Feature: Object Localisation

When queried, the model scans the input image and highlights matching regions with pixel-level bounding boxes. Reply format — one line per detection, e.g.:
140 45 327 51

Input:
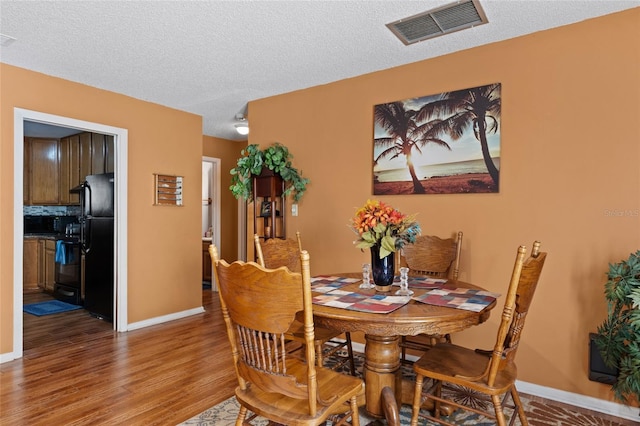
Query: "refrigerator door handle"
82 220 92 254
85 182 93 216
80 181 87 216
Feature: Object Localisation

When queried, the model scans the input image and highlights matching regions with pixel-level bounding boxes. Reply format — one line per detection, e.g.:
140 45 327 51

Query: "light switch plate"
291 204 298 216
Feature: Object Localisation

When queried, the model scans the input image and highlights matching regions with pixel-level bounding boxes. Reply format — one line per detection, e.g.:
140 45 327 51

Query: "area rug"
23 300 82 316
181 392 627 426
180 395 502 425
179 351 629 426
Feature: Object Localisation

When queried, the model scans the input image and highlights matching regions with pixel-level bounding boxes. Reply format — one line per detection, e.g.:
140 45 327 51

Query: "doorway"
202 157 221 291
12 108 128 360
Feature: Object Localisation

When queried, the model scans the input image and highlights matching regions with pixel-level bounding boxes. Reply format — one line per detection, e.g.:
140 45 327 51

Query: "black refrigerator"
79 173 114 322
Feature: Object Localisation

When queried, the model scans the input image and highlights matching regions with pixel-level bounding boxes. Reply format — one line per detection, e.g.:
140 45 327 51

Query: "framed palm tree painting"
373 83 501 195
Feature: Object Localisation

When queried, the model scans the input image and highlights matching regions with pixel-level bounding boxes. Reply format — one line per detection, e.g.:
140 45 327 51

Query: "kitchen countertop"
24 233 80 241
24 233 60 240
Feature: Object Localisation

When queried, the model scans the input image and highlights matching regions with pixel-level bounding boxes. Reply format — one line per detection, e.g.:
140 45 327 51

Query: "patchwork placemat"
391 276 447 289
413 288 500 312
312 289 410 313
311 276 360 293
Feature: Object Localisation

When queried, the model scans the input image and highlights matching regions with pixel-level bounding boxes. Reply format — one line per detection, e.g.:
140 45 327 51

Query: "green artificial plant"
230 143 310 203
595 250 640 404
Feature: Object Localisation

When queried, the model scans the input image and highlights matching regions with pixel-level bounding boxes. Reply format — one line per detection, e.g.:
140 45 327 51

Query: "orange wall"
202 135 246 261
248 9 640 402
1 64 203 353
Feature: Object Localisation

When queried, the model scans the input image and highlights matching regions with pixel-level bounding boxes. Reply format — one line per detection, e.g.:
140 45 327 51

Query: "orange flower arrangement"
351 199 420 258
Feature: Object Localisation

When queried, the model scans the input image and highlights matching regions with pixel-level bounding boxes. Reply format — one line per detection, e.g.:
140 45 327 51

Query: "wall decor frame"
154 173 183 206
373 82 501 195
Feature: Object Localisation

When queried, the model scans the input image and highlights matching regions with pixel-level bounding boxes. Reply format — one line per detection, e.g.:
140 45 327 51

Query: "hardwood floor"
1 290 236 425
4 292 635 426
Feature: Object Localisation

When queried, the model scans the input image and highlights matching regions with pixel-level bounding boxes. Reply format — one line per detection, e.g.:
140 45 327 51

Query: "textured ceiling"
1 1 638 141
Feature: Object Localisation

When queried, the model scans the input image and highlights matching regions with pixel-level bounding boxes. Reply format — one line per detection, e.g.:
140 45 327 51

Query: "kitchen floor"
23 291 112 352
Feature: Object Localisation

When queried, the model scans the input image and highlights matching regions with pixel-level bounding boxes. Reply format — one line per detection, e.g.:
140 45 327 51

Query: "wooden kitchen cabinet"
44 239 56 292
26 138 60 205
91 133 106 175
23 239 40 292
202 241 212 282
105 135 114 173
79 132 92 184
59 134 81 205
37 239 45 289
24 132 114 206
80 132 114 182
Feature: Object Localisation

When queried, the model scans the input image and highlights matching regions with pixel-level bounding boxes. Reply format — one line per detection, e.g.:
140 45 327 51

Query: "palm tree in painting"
416 83 501 188
374 102 451 194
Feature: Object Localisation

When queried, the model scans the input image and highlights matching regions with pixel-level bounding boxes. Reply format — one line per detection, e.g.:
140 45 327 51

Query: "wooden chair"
399 232 463 280
399 232 463 364
210 245 364 425
254 233 357 376
409 241 547 426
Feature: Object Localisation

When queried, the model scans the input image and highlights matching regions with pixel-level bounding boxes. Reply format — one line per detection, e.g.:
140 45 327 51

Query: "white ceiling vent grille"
387 0 488 46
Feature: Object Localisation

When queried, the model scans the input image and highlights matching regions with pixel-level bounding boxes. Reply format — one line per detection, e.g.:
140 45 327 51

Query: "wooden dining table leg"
363 334 402 418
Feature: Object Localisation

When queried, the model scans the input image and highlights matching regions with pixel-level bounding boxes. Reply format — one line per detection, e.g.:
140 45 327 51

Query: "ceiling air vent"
387 0 488 46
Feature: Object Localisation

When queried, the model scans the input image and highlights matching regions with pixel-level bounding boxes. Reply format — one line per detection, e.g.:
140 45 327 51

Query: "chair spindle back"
254 233 302 272
210 244 319 411
487 241 546 386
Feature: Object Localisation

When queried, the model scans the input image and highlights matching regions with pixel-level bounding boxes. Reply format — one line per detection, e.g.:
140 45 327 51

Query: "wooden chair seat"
412 343 518 394
236 358 363 425
410 241 547 426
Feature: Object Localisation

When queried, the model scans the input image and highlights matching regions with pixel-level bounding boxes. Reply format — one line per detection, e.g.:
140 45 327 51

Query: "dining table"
309 273 498 418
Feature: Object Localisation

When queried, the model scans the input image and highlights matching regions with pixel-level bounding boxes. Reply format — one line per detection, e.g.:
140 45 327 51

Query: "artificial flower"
350 199 420 258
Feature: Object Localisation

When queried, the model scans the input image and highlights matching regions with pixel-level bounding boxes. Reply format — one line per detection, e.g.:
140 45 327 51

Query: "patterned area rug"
179 350 630 426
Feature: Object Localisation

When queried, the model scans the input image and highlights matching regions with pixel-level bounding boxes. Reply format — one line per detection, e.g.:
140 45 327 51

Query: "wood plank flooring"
3 291 635 425
1 290 236 425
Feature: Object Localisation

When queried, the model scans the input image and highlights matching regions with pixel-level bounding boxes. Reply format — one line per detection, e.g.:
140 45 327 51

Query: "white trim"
0 351 21 363
516 380 639 421
114 126 128 332
12 111 25 358
202 156 221 291
127 307 205 331
12 108 129 360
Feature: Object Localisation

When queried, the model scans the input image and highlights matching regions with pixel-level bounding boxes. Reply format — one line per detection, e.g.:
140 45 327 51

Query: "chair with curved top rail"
409 241 547 426
210 244 364 425
398 231 463 364
254 233 357 376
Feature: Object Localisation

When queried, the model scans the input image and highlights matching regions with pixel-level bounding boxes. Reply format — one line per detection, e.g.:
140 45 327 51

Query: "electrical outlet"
291 204 298 216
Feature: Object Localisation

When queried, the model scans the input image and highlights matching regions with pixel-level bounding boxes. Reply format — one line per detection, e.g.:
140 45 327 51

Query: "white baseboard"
516 380 639 421
348 341 639 421
126 306 205 331
0 351 20 363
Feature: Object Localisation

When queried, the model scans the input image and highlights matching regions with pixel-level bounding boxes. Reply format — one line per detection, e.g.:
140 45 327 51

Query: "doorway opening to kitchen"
202 157 221 292
13 108 128 360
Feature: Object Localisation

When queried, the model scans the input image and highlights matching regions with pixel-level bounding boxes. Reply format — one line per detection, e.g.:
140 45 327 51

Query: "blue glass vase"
370 245 395 292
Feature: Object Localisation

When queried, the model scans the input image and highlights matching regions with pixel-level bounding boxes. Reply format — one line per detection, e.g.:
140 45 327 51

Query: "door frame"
202 156 221 290
12 108 129 359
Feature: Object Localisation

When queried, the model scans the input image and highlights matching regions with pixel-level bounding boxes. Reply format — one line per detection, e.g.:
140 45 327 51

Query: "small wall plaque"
154 174 183 206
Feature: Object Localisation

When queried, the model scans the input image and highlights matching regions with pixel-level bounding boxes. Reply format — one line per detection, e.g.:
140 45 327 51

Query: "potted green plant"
594 250 640 404
230 143 310 202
